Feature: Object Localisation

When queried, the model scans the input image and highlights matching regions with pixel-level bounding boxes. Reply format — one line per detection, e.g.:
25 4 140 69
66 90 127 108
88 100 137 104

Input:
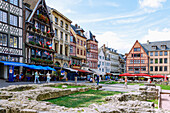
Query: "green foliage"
29 41 35 45
31 58 53 64
156 84 170 90
45 90 122 108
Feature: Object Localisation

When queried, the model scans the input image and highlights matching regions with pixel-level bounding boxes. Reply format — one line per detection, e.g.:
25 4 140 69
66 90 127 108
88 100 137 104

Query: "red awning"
73 68 91 73
134 73 150 77
119 73 134 76
150 75 168 78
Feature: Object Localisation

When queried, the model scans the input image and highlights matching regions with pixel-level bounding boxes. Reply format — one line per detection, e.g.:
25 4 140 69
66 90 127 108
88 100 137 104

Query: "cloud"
139 0 166 12
140 28 170 43
104 2 119 7
110 16 146 25
96 31 133 54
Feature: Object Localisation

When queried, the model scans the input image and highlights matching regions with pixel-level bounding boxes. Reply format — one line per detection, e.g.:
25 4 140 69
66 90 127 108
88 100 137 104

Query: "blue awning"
45 66 56 71
0 61 29 67
26 65 43 70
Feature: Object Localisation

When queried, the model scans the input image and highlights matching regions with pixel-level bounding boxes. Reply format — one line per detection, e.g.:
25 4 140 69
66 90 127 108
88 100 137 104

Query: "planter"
33 27 37 32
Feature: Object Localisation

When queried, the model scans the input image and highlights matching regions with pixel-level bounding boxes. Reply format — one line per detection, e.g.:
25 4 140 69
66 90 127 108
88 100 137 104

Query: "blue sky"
46 0 170 54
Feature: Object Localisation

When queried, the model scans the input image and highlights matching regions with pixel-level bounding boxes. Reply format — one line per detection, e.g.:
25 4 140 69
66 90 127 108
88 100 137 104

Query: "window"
159 66 163 71
84 50 86 56
128 67 133 71
102 68 104 72
155 59 158 64
130 60 133 64
10 36 18 48
60 20 63 28
150 66 153 71
141 60 145 64
41 25 45 32
103 56 104 59
141 66 146 71
81 40 83 46
37 10 39 15
134 48 140 51
164 51 168 56
10 0 18 6
84 41 86 46
70 36 73 42
150 52 153 56
155 66 158 71
99 56 101 59
65 23 68 30
65 34 68 41
77 48 79 54
134 60 140 64
164 58 167 63
164 66 167 71
80 50 82 55
150 59 153 64
155 52 158 56
60 32 63 39
0 33 7 46
10 14 18 26
134 54 140 57
131 54 133 57
70 46 73 53
55 17 58 24
102 62 104 66
141 54 143 57
31 49 35 56
77 39 79 44
159 58 163 63
55 29 58 36
0 11 7 23
160 51 163 56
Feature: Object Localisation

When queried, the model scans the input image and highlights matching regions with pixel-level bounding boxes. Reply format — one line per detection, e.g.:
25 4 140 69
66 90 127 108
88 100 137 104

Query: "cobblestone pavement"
161 90 170 111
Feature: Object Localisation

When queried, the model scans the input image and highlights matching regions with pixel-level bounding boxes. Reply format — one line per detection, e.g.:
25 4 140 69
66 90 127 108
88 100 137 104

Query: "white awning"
62 67 78 72
111 73 120 75
90 69 105 75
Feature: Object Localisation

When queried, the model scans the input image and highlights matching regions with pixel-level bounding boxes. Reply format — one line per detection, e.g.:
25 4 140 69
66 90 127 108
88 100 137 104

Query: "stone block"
20 109 37 113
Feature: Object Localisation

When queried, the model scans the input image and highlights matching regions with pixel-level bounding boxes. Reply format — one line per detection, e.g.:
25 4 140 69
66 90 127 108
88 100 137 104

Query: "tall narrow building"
23 0 54 68
0 0 23 79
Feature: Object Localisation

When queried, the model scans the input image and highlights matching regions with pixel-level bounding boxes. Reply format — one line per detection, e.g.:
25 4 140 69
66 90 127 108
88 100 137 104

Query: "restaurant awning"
0 61 28 67
62 67 78 72
150 75 168 78
45 66 56 71
119 73 134 76
89 69 105 75
134 73 150 77
73 68 91 73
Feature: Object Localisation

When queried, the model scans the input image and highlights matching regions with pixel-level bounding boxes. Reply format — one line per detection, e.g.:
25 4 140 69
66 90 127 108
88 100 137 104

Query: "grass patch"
156 84 170 90
99 81 124 84
51 84 86 89
127 83 144 86
45 89 122 108
147 99 158 108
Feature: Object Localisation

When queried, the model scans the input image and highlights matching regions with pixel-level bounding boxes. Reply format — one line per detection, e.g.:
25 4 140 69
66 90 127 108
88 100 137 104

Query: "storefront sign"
0 46 22 55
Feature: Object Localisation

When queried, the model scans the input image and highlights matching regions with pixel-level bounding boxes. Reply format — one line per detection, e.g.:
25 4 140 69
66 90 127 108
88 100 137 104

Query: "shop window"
10 14 18 26
0 33 7 46
10 36 18 48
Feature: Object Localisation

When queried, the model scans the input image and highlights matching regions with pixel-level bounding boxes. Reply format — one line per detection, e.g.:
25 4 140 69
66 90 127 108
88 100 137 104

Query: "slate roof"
71 25 86 38
141 40 170 52
87 31 98 43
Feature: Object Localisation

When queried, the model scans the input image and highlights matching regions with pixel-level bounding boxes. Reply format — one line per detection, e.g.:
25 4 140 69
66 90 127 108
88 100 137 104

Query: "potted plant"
29 41 35 45
33 27 37 32
37 29 41 33
43 31 46 35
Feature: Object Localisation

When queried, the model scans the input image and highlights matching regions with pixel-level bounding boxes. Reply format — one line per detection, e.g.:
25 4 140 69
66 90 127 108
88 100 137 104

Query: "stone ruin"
0 83 169 113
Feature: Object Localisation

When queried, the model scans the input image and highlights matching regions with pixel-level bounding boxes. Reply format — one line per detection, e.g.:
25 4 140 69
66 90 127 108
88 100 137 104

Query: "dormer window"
152 46 157 50
161 45 166 50
134 48 140 52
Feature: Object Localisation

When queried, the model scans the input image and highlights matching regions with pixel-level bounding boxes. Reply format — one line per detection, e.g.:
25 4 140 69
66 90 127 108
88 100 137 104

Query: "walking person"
46 72 51 83
34 70 40 83
97 75 99 85
124 76 128 89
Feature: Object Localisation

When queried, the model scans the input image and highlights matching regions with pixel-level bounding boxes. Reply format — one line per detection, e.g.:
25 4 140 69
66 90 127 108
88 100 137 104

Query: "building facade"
85 31 98 69
49 7 72 68
98 48 106 74
126 40 149 74
70 24 86 69
23 0 55 67
0 0 23 79
142 40 170 75
119 54 125 74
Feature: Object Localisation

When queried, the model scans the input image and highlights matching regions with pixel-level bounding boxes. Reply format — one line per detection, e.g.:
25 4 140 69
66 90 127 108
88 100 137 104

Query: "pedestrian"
147 78 151 84
124 76 128 89
19 72 23 81
90 77 93 83
97 75 99 85
34 70 40 83
46 71 51 83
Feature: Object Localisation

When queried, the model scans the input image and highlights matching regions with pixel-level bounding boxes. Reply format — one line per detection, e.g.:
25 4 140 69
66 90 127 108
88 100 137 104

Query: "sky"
46 0 170 54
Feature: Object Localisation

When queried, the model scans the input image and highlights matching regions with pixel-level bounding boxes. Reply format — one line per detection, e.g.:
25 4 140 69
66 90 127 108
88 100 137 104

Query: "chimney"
75 24 78 28
103 44 105 52
147 40 150 45
78 26 80 28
